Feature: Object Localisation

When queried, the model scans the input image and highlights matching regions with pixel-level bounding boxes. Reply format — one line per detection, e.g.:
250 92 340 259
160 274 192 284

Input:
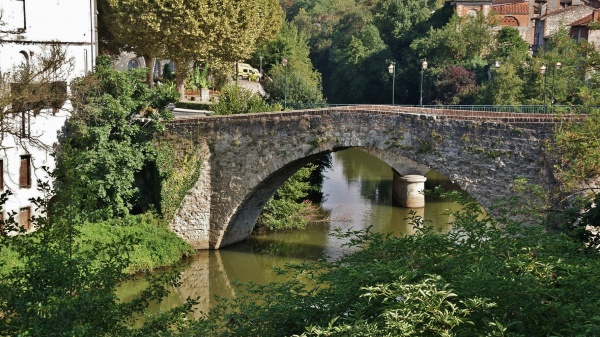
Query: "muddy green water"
120 148 465 317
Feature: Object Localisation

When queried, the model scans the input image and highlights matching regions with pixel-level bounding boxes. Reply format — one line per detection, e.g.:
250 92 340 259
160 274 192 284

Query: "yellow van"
236 63 261 81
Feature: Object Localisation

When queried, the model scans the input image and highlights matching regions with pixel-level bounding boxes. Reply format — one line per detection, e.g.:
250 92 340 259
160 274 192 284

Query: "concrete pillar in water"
392 171 427 208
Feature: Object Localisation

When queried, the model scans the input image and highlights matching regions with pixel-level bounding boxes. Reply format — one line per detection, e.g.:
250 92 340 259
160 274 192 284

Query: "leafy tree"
410 12 495 67
433 65 477 104
328 10 393 103
372 0 442 55
475 61 525 105
100 0 283 93
492 26 530 61
54 55 178 221
262 23 325 106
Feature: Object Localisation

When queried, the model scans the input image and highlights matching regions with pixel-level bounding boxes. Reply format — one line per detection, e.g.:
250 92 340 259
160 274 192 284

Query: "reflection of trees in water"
335 148 394 205
307 154 333 203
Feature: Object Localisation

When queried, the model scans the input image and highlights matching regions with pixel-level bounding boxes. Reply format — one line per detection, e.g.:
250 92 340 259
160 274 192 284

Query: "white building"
0 0 97 229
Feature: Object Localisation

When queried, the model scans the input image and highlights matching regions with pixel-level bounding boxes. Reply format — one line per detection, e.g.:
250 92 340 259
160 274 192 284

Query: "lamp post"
419 59 428 107
282 58 288 109
551 62 561 107
540 64 547 113
259 56 263 75
388 62 395 106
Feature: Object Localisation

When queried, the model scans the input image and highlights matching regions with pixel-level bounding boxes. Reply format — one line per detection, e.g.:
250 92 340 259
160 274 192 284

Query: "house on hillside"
533 0 600 50
0 0 98 229
569 9 600 44
450 0 600 49
449 0 535 43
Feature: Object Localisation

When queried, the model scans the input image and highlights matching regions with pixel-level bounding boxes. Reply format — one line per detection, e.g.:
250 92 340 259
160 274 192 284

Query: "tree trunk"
174 59 186 100
143 55 155 88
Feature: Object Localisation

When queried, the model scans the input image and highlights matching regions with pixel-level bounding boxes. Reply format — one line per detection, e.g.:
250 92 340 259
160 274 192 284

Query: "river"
119 148 465 317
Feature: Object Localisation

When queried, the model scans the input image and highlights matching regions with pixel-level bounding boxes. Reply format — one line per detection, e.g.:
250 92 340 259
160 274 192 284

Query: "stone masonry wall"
166 106 561 249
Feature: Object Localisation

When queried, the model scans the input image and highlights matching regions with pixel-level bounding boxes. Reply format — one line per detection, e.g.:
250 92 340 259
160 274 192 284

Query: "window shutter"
19 207 30 231
19 156 30 187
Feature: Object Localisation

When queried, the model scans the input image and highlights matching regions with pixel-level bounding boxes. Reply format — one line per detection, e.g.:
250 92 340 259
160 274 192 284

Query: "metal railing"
284 102 594 114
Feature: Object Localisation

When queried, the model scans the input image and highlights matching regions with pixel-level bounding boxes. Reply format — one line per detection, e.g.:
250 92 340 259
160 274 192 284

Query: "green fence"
285 102 593 114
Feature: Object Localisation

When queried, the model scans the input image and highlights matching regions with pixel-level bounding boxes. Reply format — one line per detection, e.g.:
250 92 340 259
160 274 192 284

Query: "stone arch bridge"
164 106 562 249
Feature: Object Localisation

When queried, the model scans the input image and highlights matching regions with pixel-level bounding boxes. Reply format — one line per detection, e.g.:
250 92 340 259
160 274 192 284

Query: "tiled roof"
492 0 526 4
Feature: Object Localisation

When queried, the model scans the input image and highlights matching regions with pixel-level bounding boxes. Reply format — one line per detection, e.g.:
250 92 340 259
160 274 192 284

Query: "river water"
120 148 465 317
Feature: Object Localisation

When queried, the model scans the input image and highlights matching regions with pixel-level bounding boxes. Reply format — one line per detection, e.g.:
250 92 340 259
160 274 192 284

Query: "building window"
169 61 175 72
19 207 31 231
153 59 161 79
127 59 139 70
19 155 31 188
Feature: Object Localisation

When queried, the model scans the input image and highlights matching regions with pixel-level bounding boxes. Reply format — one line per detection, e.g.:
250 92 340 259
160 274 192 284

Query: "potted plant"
186 63 210 102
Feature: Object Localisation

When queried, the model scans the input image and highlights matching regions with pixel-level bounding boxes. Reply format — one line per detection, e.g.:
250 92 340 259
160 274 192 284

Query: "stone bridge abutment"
165 106 559 249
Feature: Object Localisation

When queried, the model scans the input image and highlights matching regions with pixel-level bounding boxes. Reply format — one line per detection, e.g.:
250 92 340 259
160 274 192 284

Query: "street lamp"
419 59 428 107
388 62 395 106
259 56 263 75
282 58 288 109
551 62 562 107
540 64 547 113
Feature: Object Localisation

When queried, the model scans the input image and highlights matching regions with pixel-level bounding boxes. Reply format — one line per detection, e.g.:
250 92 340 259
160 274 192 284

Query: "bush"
78 213 195 273
256 165 318 231
189 189 600 336
211 84 281 115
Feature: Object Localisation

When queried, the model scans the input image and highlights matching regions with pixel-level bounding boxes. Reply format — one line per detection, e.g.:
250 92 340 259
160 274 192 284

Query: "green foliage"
0 189 196 336
410 12 495 67
188 189 600 336
162 63 175 83
256 165 317 231
493 26 530 61
186 63 210 91
212 84 281 115
154 138 204 221
261 22 325 106
54 55 178 221
433 65 477 104
78 213 195 273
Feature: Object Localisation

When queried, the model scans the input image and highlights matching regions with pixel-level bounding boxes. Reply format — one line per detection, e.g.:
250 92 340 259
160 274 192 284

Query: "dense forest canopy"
270 0 600 106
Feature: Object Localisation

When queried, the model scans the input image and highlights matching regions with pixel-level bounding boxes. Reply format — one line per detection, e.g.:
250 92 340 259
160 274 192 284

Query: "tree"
262 22 325 106
100 0 283 95
54 55 178 221
372 0 443 55
327 8 393 104
433 65 477 104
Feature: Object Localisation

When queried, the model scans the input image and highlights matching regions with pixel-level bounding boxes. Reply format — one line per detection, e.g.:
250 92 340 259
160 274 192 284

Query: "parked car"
236 63 261 81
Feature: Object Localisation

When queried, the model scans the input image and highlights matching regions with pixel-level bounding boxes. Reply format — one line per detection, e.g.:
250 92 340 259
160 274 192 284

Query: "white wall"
0 0 97 227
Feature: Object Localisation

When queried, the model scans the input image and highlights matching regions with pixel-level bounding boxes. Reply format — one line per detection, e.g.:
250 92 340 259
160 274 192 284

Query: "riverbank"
0 213 194 276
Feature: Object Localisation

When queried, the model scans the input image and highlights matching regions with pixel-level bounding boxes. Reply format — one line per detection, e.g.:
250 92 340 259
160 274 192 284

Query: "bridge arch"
166 106 557 249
